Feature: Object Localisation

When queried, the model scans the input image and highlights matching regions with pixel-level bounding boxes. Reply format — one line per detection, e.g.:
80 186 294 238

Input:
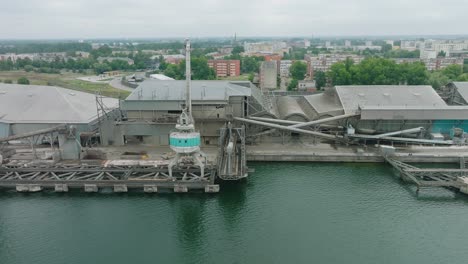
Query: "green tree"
328 62 353 85
384 49 419 58
17 77 30 85
327 57 428 86
24 65 34 72
178 56 216 80
314 71 327 89
381 43 393 53
289 61 307 80
248 73 254 82
352 58 400 85
164 64 182 79
288 78 298 91
437 51 446 57
93 63 112 74
289 48 307 60
4 79 13 84
442 64 463 80
401 62 428 85
90 45 112 59
158 55 167 71
241 56 262 73
457 73 468 82
428 71 450 89
232 46 244 55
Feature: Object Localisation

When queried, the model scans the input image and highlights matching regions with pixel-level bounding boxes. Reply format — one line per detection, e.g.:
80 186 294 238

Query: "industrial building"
259 61 278 90
3 44 468 194
0 84 118 159
0 84 118 137
100 79 259 146
239 83 468 146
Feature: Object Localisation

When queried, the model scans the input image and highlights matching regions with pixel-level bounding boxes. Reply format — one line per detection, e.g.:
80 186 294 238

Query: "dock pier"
0 163 219 193
385 156 468 194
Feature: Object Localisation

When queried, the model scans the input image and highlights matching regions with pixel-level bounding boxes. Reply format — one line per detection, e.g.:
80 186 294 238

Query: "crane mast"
185 39 192 118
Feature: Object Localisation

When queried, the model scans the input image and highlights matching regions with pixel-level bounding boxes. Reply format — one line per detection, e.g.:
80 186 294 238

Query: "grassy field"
218 74 251 81
0 71 130 98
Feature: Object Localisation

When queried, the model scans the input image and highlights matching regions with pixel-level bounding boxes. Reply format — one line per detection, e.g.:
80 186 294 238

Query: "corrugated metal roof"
452 82 468 102
276 96 309 121
0 84 118 124
126 80 252 101
149 74 175 81
335 85 446 114
303 92 343 115
361 106 468 120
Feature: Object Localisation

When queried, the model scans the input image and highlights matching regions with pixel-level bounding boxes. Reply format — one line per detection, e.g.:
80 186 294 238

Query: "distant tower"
168 39 205 178
232 32 237 46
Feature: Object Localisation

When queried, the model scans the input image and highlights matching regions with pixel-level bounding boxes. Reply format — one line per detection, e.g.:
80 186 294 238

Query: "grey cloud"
0 0 466 39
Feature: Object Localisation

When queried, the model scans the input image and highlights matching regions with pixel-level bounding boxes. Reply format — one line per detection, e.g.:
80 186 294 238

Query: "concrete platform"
54 184 69 192
84 184 98 193
143 185 158 193
247 143 468 163
16 184 43 192
174 185 188 193
113 184 128 193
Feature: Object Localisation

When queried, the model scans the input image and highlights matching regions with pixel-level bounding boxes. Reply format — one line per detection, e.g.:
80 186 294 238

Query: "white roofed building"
0 84 118 138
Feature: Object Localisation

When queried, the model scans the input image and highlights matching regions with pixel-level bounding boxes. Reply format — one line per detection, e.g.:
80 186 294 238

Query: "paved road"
109 77 135 92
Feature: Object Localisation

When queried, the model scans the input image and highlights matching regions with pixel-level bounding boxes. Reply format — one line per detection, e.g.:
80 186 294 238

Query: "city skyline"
0 0 467 39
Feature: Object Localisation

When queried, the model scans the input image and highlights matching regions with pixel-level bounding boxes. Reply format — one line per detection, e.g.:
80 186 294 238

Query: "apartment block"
207 60 241 77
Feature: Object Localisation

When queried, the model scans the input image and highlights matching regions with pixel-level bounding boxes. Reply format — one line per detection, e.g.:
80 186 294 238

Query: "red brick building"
263 54 283 61
208 60 241 77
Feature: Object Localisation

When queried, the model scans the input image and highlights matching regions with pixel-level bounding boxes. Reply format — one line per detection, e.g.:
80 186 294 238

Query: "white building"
244 42 287 55
400 40 425 51
306 54 364 74
420 50 438 60
354 46 382 51
433 42 468 53
279 60 293 77
297 80 316 91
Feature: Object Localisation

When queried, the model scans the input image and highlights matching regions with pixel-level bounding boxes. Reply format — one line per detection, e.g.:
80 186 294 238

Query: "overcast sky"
0 0 467 39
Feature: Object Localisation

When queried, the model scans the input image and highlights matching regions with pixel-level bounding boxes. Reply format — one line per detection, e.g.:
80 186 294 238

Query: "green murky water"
1 162 468 264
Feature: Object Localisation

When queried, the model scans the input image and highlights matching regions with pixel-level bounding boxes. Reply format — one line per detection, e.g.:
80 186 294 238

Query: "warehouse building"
0 84 119 159
249 85 468 142
0 84 118 138
100 79 262 146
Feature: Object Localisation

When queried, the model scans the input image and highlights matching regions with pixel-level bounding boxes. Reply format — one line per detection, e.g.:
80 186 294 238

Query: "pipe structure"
353 127 425 139
246 113 358 137
249 116 342 129
249 116 302 125
234 117 344 142
0 125 68 143
287 113 359 129
349 134 453 145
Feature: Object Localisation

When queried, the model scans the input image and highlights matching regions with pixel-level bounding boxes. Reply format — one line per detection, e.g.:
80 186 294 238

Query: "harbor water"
1 162 468 264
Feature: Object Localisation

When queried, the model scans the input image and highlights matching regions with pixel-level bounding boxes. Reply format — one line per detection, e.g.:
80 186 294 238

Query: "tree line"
314 57 468 89
0 45 155 74
160 56 216 80
0 42 92 54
